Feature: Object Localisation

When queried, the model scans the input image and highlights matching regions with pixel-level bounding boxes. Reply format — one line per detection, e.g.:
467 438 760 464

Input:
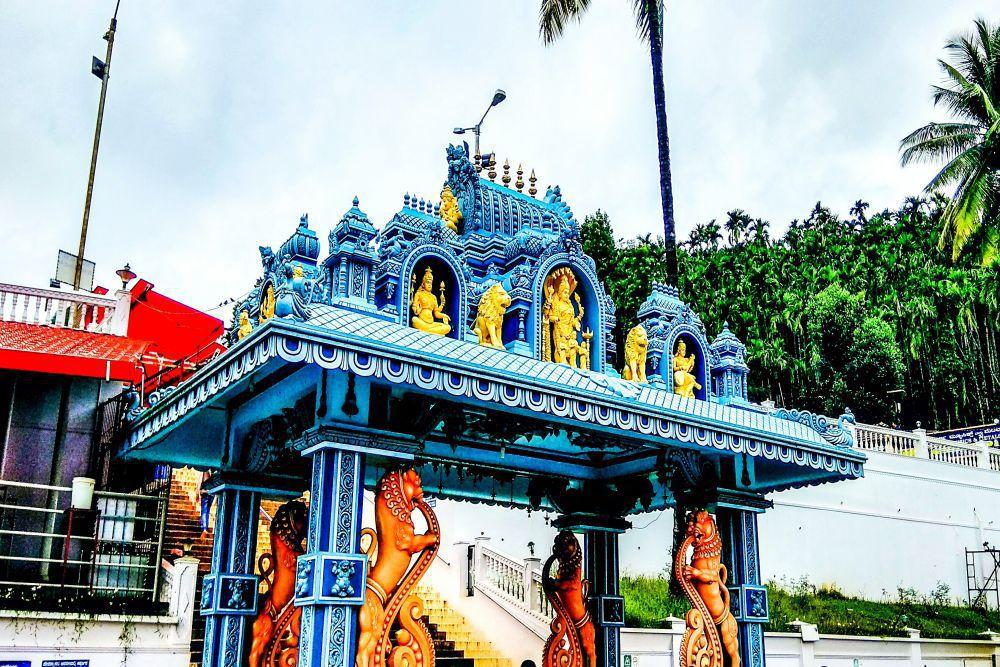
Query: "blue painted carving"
718 506 768 667
296 557 314 599
771 407 856 448
446 144 483 232
638 283 712 397
711 322 749 405
326 197 378 313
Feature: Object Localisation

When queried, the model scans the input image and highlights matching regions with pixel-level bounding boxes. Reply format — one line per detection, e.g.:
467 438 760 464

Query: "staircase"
416 586 513 667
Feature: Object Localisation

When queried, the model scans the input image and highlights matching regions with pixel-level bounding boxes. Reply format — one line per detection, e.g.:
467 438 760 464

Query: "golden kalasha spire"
474 152 483 173
529 169 538 197
502 159 511 188
515 164 524 192
487 155 497 181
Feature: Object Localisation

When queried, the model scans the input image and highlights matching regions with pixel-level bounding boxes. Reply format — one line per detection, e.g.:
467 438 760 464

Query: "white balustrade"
0 282 129 335
473 540 549 622
854 422 999 472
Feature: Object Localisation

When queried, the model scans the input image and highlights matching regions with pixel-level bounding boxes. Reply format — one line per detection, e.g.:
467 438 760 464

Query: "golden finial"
488 155 497 181
529 169 538 197
502 159 511 188
474 152 483 173
515 164 524 192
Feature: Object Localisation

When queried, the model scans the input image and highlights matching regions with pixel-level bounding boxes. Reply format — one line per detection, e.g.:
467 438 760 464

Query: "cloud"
0 0 985 306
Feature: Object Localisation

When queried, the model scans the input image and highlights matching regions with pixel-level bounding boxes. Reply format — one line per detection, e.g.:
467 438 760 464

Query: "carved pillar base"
296 445 366 667
201 481 262 667
717 494 771 667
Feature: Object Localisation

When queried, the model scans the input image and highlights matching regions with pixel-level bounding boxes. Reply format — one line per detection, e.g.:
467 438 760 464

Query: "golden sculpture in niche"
542 267 592 370
409 266 451 335
673 339 701 398
259 283 276 323
439 185 462 233
237 310 253 340
473 283 510 349
621 325 648 383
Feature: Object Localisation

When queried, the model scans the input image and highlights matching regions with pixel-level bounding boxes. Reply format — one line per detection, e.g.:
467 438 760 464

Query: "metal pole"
73 2 121 293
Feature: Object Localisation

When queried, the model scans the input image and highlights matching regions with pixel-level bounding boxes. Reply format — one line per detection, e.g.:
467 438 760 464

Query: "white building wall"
434 449 1000 600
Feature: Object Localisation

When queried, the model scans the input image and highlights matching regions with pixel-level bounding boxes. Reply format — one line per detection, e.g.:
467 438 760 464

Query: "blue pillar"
295 445 367 667
717 502 769 667
201 482 262 667
583 528 626 667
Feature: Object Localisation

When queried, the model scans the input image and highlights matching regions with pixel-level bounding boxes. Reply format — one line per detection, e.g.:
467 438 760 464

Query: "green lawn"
621 576 1000 639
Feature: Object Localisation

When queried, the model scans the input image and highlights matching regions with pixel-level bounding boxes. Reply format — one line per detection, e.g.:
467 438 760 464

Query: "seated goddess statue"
410 267 451 335
673 339 702 399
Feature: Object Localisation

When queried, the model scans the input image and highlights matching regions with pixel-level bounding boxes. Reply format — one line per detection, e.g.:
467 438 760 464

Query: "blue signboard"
0 661 31 667
936 423 1000 444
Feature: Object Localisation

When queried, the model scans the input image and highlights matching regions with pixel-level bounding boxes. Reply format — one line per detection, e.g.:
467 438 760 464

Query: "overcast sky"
0 1 986 312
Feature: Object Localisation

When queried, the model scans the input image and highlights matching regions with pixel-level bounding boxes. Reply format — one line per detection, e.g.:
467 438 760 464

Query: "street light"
116 262 136 289
453 89 507 158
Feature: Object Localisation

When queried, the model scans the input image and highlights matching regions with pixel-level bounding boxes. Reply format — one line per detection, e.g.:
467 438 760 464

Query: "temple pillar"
716 494 771 667
294 444 367 667
200 479 263 667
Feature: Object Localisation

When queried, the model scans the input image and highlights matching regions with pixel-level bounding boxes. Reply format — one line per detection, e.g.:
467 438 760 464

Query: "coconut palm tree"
900 18 1000 266
539 0 679 285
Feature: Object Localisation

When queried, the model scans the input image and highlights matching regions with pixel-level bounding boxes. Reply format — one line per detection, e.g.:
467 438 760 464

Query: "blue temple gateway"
121 146 864 667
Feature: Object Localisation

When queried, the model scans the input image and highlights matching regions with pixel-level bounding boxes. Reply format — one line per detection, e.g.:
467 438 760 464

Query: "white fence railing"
0 282 129 335
0 478 168 603
854 423 999 472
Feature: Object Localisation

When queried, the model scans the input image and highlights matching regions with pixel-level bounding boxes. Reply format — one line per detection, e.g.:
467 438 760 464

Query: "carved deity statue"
473 283 511 349
237 310 254 340
410 266 451 335
356 469 440 667
621 325 648 382
673 339 702 399
542 530 597 667
249 499 308 667
259 283 276 323
675 510 740 667
439 185 462 233
542 267 592 369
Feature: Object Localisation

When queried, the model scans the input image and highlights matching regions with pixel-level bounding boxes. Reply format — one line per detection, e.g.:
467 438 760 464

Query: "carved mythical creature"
675 510 740 667
249 499 308 667
673 339 701 399
473 284 510 349
622 325 648 382
237 310 254 340
439 185 462 233
542 267 592 369
356 469 440 667
260 283 276 323
410 266 451 335
542 530 597 667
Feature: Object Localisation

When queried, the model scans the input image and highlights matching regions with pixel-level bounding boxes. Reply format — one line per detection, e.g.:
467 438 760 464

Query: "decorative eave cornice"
124 317 865 485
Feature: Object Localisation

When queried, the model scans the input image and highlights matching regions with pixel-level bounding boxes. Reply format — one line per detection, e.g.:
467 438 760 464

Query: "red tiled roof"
0 321 151 380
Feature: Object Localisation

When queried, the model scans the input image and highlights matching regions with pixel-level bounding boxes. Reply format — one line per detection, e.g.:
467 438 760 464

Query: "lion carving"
473 283 511 349
356 469 440 667
621 325 648 382
675 510 740 667
542 530 597 667
249 499 308 667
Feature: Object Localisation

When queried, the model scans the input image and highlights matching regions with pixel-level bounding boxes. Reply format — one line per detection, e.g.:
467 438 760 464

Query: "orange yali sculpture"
356 468 440 667
675 510 741 667
541 530 597 667
249 499 309 667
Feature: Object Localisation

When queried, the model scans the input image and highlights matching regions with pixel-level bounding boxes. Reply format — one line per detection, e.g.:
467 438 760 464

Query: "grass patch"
621 576 1000 640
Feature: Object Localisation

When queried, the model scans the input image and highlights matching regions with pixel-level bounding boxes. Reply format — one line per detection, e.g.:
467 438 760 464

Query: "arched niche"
531 257 605 372
399 250 468 341
661 328 711 401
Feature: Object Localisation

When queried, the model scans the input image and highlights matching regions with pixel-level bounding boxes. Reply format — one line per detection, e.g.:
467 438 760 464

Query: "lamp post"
453 89 506 158
116 262 136 289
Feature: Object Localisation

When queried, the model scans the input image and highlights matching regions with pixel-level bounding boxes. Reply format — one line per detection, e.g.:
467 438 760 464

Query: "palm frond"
899 124 981 166
630 0 656 43
924 145 982 193
539 0 592 44
938 161 992 259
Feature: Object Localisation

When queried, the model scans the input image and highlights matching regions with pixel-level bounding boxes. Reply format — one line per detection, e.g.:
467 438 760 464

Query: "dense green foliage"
621 575 1000 639
900 18 1000 266
582 197 1000 427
